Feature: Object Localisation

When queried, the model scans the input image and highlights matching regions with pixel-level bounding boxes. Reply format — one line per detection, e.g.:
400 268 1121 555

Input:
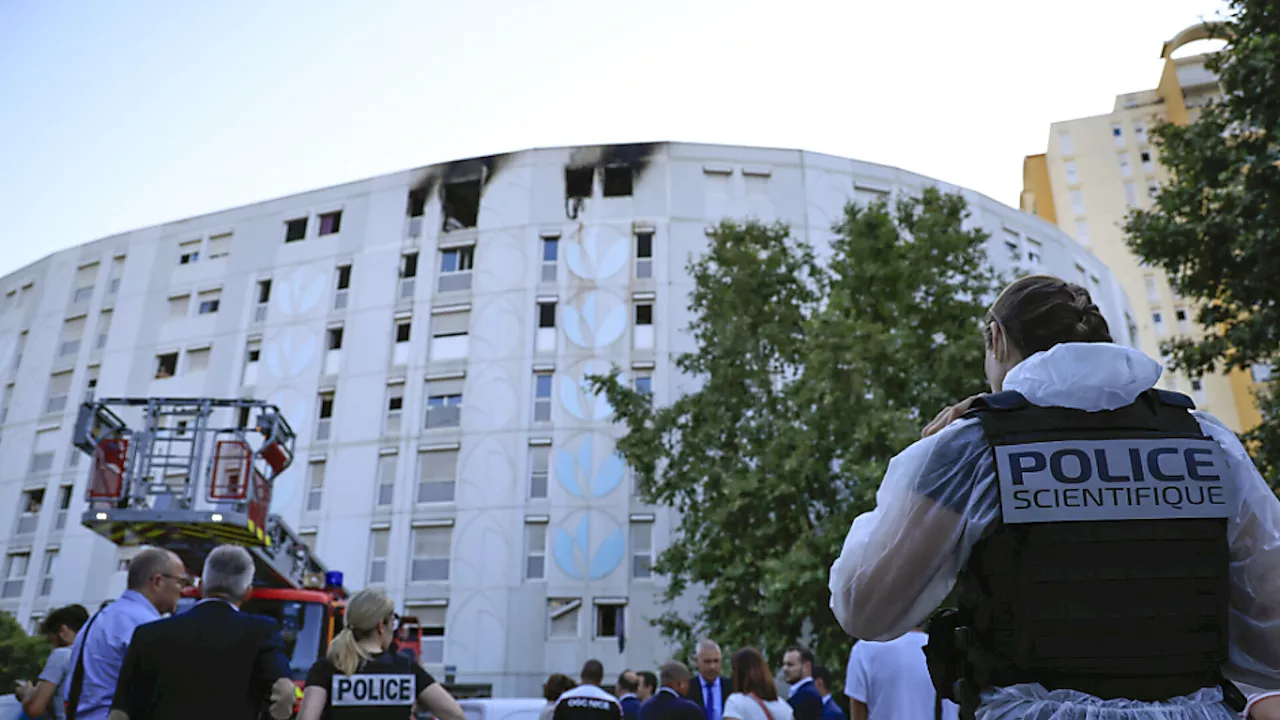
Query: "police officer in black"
299 589 464 720
554 660 623 720
829 276 1280 719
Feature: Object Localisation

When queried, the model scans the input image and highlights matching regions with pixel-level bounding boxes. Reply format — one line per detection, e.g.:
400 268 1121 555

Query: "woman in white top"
722 647 794 720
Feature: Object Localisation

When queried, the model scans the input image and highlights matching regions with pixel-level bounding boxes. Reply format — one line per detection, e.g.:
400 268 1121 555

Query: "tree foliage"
0 611 50 692
1122 0 1280 480
590 188 1000 669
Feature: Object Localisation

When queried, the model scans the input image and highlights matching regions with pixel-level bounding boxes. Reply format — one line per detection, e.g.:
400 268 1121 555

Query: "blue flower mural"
553 515 626 580
560 360 614 421
555 433 625 499
565 226 628 281
563 294 626 350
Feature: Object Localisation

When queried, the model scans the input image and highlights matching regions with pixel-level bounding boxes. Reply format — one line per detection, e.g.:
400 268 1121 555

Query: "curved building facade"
0 142 1136 695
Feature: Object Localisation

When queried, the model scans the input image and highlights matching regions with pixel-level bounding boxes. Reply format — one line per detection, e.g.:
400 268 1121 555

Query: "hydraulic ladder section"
72 397 326 589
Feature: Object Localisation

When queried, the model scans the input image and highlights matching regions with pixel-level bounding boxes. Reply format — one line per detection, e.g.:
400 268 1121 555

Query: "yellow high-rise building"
1020 23 1265 434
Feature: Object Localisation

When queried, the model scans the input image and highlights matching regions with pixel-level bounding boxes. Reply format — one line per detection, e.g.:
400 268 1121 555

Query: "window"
1026 239 1043 265
1118 153 1132 177
1124 182 1138 206
526 520 547 580
410 526 451 581
424 378 463 429
316 392 335 441
3 552 29 598
1134 121 1148 144
197 289 221 315
1176 308 1190 332
285 217 308 242
40 550 56 596
1191 378 1206 403
635 231 653 279
1074 220 1090 246
1058 131 1073 155
1069 189 1084 216
393 318 412 366
59 317 85 357
55 486 71 530
385 383 405 434
168 294 190 321
631 520 653 578
254 279 271 322
541 237 558 283
1144 275 1160 302
603 165 633 197
437 246 475 293
155 352 178 379
533 373 553 422
299 529 318 550
96 310 112 351
318 211 342 236
178 239 200 265
399 253 418 300
332 264 351 310
1141 151 1155 173
242 340 262 386
375 453 397 507
633 371 653 396
108 256 125 294
0 384 13 425
417 605 446 664
207 232 231 260
535 301 557 353
565 167 593 199
548 598 581 638
1147 182 1160 199
30 451 54 474
327 326 344 351
1064 161 1079 185
442 180 481 231
429 311 470 361
72 263 97 303
186 347 211 373
1111 124 1124 146
408 188 427 218
368 530 389 584
1153 312 1166 336
595 602 624 638
529 445 549 499
306 461 325 511
17 488 43 534
633 302 654 350
417 449 457 504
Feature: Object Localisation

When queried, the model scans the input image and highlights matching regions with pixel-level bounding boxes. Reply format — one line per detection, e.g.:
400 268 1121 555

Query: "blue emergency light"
326 570 343 588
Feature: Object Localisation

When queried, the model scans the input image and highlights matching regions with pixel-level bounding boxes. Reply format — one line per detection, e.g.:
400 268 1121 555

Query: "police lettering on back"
994 438 1236 524
332 674 416 706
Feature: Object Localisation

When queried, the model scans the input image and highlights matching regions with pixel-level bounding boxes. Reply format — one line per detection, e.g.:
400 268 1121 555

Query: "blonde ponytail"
327 589 396 676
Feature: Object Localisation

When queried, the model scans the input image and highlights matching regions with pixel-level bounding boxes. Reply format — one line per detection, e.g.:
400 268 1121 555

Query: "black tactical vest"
926 388 1236 715
325 652 422 720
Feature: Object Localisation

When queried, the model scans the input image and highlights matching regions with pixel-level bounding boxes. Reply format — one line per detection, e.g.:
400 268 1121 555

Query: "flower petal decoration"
556 447 584 498
563 304 588 348
553 527 582 580
595 238 629 279
591 451 625 498
588 529 626 580
591 303 627 349
559 375 586 420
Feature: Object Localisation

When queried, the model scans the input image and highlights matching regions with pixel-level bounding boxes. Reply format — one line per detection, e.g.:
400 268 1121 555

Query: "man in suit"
812 666 846 720
684 639 730 720
108 545 296 720
782 646 824 720
637 671 657 704
616 671 641 720
640 662 703 720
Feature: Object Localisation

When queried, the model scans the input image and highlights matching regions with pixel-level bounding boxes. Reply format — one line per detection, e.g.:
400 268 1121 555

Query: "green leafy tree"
0 611 50 693
1122 0 1280 480
591 188 1000 669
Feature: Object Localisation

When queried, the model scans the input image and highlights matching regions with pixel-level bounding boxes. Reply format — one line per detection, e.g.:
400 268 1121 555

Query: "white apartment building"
0 142 1136 695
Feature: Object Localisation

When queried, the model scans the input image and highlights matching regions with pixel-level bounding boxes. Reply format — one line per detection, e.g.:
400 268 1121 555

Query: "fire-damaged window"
442 180 480 231
565 167 593 199
603 165 633 197
407 189 427 218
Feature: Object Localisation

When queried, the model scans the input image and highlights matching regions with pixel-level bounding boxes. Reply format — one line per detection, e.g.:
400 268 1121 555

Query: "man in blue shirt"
812 666 845 720
783 646 824 720
64 547 187 720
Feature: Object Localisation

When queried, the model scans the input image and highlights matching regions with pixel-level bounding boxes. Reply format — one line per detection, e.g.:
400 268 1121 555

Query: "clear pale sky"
0 0 1228 279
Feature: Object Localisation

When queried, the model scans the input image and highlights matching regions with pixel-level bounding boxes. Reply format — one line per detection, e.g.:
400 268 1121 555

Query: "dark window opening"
538 302 556 328
155 353 178 379
442 180 481 231
396 322 412 343
247 349 261 362
336 265 352 290
635 304 653 325
596 605 620 638
1176 309 1187 321
285 218 308 243
327 327 344 351
238 406 251 427
257 279 272 304
401 253 419 279
318 211 342 236
542 238 559 262
319 396 334 419
636 232 653 259
58 486 72 509
388 395 403 412
603 165 634 197
565 167 593 199
408 189 427 218
1140 151 1152 163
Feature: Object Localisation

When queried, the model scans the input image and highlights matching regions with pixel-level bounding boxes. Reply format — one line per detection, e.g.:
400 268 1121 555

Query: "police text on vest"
994 438 1233 524
332 674 416 706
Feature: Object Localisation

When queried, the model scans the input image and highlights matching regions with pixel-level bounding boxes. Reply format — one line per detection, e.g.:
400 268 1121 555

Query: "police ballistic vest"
948 389 1232 704
326 652 421 720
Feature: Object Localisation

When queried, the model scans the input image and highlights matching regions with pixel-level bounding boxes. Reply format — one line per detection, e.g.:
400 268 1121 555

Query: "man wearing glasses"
64 547 187 720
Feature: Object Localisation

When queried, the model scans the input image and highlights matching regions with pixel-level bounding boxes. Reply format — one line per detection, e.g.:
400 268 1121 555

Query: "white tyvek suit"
828 343 1280 719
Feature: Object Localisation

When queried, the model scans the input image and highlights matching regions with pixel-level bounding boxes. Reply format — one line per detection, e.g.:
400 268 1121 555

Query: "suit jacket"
640 689 703 720
684 676 731 718
111 600 290 720
620 695 641 720
821 696 846 720
788 681 824 720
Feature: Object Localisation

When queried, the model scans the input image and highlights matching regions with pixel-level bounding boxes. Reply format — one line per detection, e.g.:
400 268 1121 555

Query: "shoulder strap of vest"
964 388 1204 444
1154 389 1197 410
963 391 1029 415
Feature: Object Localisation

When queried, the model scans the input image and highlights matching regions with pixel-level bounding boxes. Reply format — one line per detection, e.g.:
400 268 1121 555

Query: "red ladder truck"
70 396 361 685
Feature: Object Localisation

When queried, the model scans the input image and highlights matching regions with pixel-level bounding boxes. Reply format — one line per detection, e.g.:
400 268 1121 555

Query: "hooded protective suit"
828 343 1280 719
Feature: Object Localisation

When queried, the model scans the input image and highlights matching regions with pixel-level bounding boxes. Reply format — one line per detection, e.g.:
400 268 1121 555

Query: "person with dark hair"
829 275 1280 719
810 667 844 720
640 662 702 720
723 648 793 720
781 646 822 720
541 674 579 720
616 670 641 720
637 671 657 703
17 604 90 719
554 659 621 720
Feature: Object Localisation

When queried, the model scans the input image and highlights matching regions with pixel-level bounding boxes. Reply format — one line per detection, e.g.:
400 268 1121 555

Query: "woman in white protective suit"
828 275 1280 720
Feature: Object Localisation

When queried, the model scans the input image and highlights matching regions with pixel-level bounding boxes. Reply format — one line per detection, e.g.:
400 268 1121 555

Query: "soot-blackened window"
603 165 633 197
565 167 593 199
442 180 480 231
